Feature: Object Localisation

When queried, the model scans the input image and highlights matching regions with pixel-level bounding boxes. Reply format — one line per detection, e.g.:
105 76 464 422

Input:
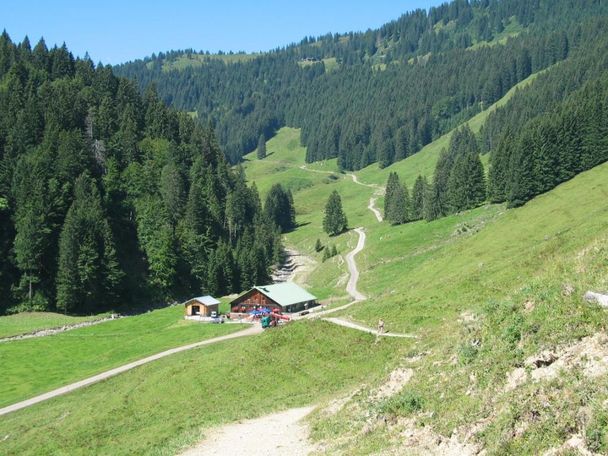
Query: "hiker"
378 319 385 334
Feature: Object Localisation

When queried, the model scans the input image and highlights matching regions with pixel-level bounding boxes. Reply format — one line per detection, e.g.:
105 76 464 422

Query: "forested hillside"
0 34 282 315
115 0 608 171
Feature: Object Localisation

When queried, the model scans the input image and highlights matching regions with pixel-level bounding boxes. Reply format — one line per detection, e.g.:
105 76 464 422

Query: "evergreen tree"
257 134 266 159
383 172 400 219
322 246 330 262
411 175 428 221
323 190 348 236
315 238 323 252
264 184 296 233
447 149 486 213
56 174 122 313
386 181 407 225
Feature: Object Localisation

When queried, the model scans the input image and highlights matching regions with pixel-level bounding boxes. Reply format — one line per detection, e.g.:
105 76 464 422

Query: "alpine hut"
184 296 220 317
230 282 317 314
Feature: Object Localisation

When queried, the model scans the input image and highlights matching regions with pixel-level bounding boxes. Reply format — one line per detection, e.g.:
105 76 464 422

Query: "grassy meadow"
307 163 608 454
0 306 243 407
0 321 406 455
0 312 110 339
239 67 608 453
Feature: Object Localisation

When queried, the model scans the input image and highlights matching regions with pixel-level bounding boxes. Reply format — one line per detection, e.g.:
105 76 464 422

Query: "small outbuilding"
231 282 318 314
184 296 220 317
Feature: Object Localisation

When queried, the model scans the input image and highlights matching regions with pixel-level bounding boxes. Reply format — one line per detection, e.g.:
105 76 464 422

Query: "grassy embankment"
308 162 608 454
0 306 243 408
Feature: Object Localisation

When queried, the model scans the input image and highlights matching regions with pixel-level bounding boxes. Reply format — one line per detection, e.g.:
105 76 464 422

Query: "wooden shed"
184 296 220 317
230 282 317 314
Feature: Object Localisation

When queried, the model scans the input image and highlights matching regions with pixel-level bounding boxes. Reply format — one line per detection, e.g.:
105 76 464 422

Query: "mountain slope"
115 0 608 168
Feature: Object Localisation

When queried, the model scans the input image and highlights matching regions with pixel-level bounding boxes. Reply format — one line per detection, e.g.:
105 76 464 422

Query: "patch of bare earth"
504 332 608 392
181 407 315 456
379 418 482 456
373 368 414 401
543 434 602 456
272 248 316 285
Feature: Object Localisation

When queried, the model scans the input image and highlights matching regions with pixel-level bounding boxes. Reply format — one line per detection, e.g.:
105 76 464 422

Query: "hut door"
192 305 200 315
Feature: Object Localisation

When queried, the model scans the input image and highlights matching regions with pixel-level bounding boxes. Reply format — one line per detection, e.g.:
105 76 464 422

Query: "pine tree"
315 239 323 252
411 175 428 221
330 244 338 257
383 172 400 219
56 174 122 313
257 134 267 159
323 190 348 236
264 184 296 233
387 183 407 225
322 246 330 262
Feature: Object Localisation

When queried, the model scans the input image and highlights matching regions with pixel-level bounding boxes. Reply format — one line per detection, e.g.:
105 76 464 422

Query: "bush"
378 391 424 416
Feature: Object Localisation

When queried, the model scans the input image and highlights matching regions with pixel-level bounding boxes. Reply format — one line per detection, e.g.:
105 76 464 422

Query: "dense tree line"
0 34 282 315
488 74 608 207
115 0 608 170
384 126 485 226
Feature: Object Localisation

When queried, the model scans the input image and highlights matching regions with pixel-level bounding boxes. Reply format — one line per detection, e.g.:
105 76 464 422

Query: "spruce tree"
323 190 348 236
264 184 296 233
447 149 486 213
315 239 323 252
384 172 399 219
56 174 122 313
322 247 330 262
257 134 266 159
387 183 407 225
411 175 428 220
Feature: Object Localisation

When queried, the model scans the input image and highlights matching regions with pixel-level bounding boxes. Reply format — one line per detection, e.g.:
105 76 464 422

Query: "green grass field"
307 163 608 454
0 306 243 407
0 321 406 455
153 52 260 72
0 312 110 339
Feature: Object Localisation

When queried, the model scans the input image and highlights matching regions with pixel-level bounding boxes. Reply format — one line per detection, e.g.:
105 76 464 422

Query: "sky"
3 0 444 65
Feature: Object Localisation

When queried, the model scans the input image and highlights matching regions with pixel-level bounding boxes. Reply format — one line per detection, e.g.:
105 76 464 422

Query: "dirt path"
181 406 315 456
0 324 262 417
346 174 384 223
345 228 367 301
323 317 416 338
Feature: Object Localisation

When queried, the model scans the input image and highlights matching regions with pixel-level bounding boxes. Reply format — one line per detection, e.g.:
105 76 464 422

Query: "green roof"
253 283 317 307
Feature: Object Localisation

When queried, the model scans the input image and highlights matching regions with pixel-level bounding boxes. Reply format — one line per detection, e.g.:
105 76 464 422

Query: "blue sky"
3 0 444 64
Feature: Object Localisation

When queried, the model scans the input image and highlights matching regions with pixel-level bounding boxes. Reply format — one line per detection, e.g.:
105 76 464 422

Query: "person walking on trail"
378 319 385 335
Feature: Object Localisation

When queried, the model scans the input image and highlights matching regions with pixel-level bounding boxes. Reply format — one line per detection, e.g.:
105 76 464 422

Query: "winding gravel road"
345 227 367 301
